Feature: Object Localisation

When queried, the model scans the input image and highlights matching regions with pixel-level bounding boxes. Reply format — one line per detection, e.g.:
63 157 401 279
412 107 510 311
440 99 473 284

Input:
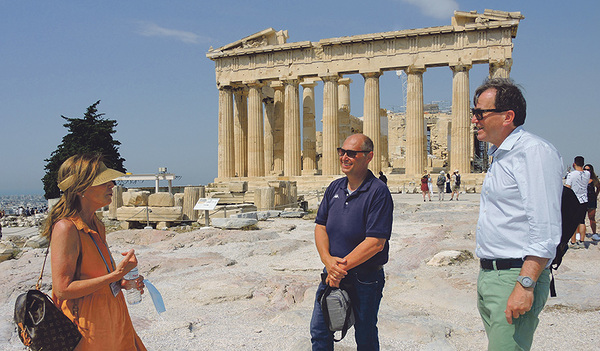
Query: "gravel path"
1 193 598 350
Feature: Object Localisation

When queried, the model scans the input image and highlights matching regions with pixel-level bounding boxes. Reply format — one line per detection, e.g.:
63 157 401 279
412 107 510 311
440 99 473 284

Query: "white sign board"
193 198 220 211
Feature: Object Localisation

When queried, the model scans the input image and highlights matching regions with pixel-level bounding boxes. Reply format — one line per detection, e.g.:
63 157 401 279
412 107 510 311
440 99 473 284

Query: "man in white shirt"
472 78 563 351
565 156 590 246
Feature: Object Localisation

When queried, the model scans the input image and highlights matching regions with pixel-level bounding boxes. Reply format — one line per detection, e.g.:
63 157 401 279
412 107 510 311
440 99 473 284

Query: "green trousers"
477 267 550 351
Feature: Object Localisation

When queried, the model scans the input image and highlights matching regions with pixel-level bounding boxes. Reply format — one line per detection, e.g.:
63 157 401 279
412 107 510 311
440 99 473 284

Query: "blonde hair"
41 153 104 238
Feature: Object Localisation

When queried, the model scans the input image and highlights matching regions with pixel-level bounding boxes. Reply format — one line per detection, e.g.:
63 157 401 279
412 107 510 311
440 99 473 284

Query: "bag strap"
319 285 333 333
37 229 83 322
86 232 115 273
35 246 50 290
549 268 557 297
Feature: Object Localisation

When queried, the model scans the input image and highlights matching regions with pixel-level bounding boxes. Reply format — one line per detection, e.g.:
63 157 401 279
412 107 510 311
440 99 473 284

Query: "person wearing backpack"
436 171 446 201
450 170 461 200
472 78 562 351
310 133 393 350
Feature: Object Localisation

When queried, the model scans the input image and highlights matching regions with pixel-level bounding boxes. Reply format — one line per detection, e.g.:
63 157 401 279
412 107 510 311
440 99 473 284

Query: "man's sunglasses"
337 147 371 158
471 108 508 120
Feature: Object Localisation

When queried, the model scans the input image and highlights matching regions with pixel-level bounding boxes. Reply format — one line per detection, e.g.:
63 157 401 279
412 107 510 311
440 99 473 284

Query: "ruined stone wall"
313 111 460 173
388 111 453 171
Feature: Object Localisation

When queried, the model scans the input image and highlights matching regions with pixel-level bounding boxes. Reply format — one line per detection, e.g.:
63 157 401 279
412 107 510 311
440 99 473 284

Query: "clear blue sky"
1 1 598 195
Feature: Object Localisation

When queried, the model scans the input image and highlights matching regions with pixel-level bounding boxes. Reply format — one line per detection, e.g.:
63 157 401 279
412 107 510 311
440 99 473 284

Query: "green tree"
42 100 126 199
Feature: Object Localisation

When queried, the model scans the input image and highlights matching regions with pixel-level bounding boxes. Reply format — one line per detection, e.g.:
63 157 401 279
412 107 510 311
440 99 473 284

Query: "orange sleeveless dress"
53 216 146 351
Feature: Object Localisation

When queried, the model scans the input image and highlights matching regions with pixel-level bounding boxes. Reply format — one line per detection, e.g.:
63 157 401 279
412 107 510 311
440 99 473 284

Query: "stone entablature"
207 10 523 86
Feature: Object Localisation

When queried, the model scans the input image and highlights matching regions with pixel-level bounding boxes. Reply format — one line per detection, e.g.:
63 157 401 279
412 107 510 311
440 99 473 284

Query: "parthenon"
207 9 524 191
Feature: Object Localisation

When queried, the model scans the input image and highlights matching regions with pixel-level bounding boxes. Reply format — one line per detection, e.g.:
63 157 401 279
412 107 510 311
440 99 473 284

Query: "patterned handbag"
14 246 82 351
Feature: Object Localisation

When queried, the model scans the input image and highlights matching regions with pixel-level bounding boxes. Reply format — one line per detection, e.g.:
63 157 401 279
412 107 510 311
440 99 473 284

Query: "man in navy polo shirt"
310 133 393 351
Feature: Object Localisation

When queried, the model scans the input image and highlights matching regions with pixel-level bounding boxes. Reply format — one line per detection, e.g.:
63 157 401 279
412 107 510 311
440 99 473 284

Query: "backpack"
550 186 580 297
437 175 445 186
455 174 461 186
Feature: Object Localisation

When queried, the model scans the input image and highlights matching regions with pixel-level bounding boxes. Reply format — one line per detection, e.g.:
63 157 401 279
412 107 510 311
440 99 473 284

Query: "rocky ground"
0 193 599 350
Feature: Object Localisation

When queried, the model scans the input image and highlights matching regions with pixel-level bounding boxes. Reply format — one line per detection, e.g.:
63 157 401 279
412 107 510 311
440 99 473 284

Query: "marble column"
338 78 352 146
489 58 512 79
362 72 382 174
404 66 427 176
271 81 285 175
233 87 248 177
263 96 275 175
218 86 235 178
450 64 472 174
301 81 318 175
247 81 265 177
283 78 301 176
182 186 205 221
321 75 340 175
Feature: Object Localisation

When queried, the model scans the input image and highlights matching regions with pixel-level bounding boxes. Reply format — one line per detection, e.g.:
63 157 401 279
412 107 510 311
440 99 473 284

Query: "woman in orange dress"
42 153 146 351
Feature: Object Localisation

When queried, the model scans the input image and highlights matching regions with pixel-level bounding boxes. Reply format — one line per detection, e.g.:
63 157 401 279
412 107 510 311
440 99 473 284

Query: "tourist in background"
378 171 388 185
472 78 562 350
436 171 446 201
421 172 431 202
427 172 433 198
565 156 590 246
584 164 600 241
42 153 146 350
450 170 461 201
0 209 4 239
446 172 452 194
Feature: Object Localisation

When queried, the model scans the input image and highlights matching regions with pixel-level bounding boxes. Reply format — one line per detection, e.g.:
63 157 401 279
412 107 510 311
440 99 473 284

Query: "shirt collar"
488 126 524 156
69 215 100 235
339 170 376 193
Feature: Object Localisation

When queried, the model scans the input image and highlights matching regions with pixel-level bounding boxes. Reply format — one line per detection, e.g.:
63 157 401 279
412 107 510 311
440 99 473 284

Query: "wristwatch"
517 276 536 289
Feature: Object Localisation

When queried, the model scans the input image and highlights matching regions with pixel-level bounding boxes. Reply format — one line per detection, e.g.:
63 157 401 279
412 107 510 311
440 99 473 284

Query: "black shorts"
588 196 597 209
578 202 588 224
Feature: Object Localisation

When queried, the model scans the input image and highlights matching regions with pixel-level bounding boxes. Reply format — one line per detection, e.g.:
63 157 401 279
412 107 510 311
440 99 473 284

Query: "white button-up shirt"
476 127 563 267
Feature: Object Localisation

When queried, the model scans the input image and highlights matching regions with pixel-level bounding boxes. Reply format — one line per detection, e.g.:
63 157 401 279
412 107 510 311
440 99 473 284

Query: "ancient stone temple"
207 9 523 191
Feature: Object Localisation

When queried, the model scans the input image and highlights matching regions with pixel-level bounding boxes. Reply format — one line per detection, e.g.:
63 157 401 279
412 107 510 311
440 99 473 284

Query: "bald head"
345 133 373 153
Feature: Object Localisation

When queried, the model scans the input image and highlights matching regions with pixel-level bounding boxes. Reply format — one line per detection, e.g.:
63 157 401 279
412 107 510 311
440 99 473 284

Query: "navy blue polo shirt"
315 170 393 268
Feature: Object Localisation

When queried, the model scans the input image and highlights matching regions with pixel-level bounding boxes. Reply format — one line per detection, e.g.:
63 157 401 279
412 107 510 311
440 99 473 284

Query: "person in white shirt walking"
472 78 563 351
565 156 590 246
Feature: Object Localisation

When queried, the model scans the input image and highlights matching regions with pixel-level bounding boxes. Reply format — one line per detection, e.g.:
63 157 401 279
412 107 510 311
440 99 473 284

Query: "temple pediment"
211 28 289 53
453 9 524 36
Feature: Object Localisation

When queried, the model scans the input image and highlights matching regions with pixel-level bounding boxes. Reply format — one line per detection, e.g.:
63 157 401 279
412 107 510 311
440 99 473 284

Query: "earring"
82 194 85 198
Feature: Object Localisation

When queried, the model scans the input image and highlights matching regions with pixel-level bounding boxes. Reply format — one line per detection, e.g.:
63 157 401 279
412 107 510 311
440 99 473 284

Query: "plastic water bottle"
123 267 142 305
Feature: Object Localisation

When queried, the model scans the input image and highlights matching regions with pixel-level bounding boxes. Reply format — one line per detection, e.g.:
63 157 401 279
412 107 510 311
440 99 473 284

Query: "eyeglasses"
337 147 371 158
584 168 591 171
471 108 508 120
